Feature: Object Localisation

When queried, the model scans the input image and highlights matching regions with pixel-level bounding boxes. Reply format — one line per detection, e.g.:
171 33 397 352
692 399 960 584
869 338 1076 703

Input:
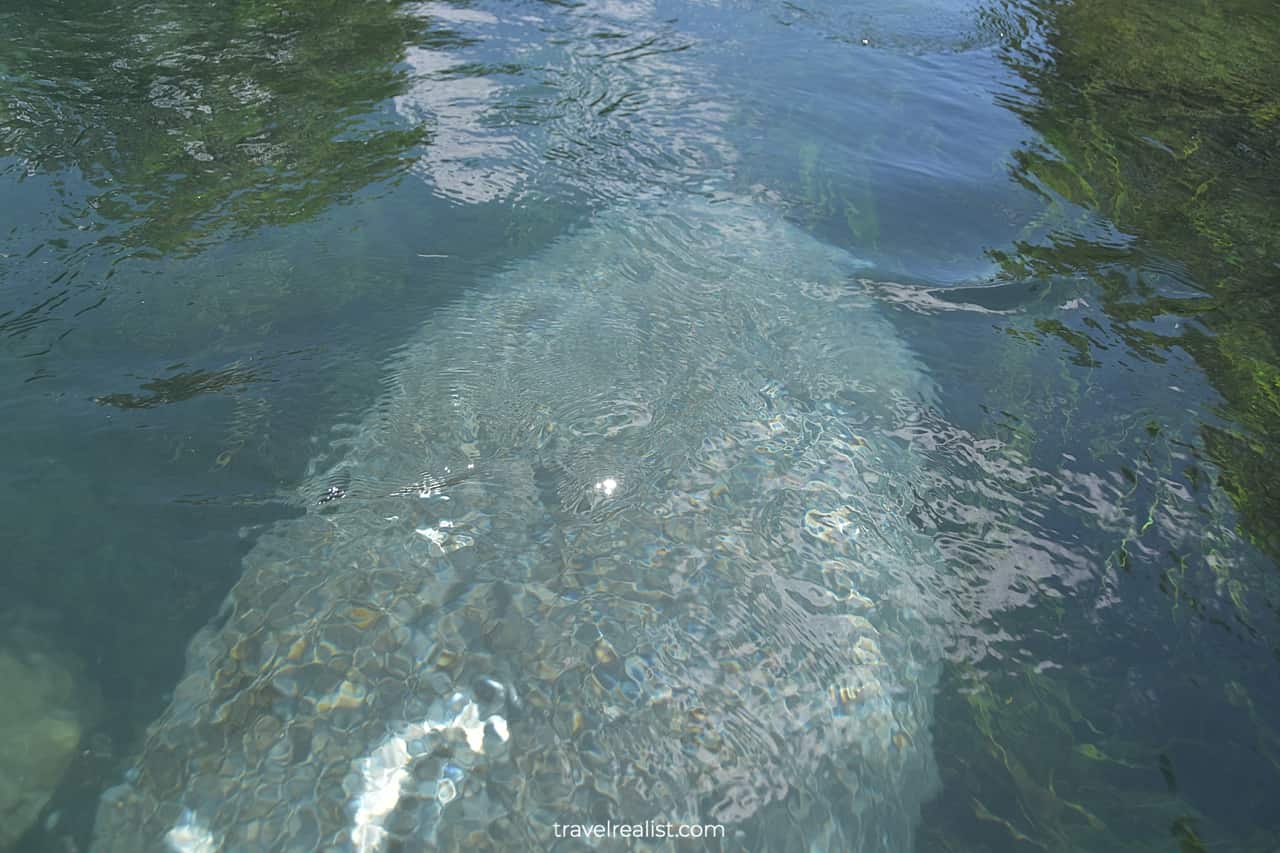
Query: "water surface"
1 0 1277 850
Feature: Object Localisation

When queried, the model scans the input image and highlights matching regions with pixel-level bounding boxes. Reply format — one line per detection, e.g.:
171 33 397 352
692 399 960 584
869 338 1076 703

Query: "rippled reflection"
899 0 1280 845
0 0 429 253
985 0 1280 569
393 0 732 205
887 266 1280 848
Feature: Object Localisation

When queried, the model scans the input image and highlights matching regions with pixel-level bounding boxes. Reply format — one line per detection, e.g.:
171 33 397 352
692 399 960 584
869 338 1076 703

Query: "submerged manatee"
92 197 946 852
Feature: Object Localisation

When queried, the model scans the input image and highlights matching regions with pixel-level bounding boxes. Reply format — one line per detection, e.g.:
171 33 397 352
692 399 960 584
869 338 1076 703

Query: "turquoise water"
1 0 1277 850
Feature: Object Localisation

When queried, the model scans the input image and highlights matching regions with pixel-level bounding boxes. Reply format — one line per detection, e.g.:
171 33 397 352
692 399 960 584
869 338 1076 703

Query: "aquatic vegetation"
911 5 1280 843
883 287 1279 851
94 364 262 411
796 139 881 251
921 663 1232 853
0 0 451 377
0 0 429 256
986 0 1280 565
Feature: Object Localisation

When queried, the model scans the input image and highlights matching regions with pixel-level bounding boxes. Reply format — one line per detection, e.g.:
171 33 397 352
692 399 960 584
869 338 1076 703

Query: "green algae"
0 0 430 257
986 0 1280 566
918 5 1280 840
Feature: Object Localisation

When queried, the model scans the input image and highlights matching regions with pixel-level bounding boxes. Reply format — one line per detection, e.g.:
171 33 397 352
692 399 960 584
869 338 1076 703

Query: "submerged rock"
1 609 99 851
92 197 946 851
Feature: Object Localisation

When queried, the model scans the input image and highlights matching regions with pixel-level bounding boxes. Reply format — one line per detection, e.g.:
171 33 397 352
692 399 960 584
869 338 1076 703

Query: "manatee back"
92 198 943 853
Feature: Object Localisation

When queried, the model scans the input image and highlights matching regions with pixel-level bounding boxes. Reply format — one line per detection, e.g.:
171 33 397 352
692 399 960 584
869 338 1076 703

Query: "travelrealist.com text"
553 820 727 840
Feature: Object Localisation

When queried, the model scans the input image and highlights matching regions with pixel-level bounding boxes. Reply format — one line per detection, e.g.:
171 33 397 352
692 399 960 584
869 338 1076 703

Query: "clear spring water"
1 0 1277 850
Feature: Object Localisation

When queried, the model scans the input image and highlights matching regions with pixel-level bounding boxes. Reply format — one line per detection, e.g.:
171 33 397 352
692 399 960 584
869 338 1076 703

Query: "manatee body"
92 198 944 852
